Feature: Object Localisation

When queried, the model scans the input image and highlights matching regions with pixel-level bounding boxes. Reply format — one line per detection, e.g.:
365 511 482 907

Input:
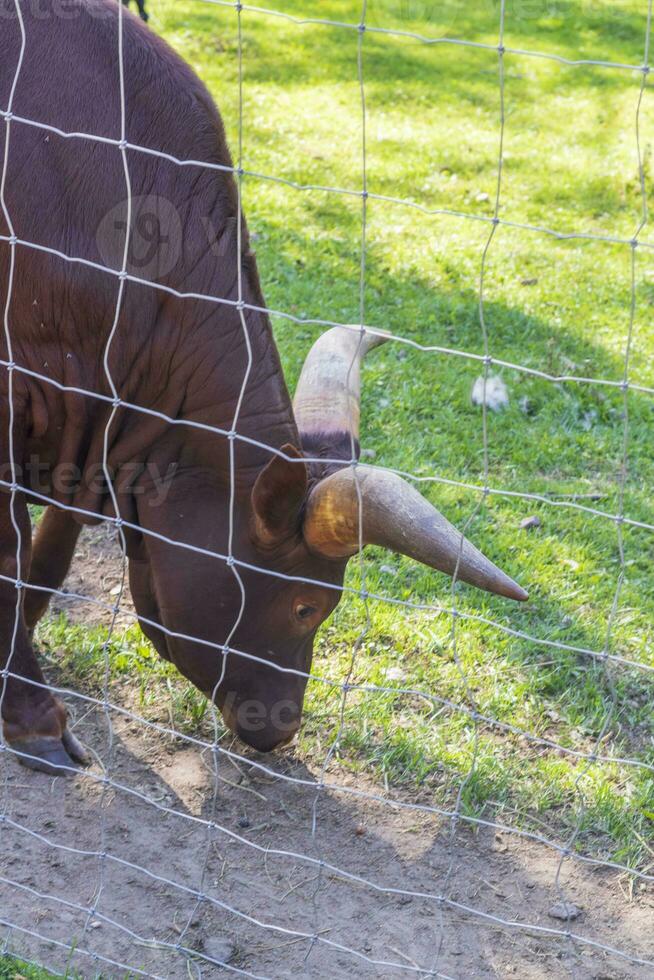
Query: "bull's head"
130 327 526 752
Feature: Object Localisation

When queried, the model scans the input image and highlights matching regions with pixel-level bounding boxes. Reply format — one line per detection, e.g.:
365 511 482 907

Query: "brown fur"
0 0 349 764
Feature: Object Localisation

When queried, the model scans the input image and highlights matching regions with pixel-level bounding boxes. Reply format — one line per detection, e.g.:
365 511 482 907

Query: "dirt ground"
1 526 653 979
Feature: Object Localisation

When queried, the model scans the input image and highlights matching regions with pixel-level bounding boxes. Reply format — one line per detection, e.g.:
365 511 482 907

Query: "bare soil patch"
1 527 652 979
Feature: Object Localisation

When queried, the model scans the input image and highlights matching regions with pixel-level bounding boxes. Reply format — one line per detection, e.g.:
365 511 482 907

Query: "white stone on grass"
471 375 509 412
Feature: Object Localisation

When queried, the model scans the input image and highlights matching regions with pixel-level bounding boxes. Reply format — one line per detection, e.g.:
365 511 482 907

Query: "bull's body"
0 0 313 762
1 0 293 505
0 1 526 773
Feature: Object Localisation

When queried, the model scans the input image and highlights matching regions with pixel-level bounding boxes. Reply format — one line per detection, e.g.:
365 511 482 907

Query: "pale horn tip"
457 549 529 602
339 324 392 354
509 583 529 602
497 576 529 602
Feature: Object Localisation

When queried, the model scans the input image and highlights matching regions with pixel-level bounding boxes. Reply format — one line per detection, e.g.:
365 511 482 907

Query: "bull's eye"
295 602 317 623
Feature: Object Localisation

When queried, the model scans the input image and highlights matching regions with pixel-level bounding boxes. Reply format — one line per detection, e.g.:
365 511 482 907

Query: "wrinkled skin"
0 0 351 769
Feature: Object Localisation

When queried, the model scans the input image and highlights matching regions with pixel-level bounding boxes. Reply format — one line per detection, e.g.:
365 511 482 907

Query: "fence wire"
0 1 653 978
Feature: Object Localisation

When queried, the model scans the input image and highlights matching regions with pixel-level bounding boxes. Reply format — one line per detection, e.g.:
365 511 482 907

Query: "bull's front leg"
23 506 82 634
0 494 87 774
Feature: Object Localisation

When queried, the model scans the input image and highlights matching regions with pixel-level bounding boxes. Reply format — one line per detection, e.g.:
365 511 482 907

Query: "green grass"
0 954 60 979
36 0 654 873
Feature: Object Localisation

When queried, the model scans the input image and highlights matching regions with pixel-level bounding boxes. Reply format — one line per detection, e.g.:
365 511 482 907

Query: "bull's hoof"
9 728 90 776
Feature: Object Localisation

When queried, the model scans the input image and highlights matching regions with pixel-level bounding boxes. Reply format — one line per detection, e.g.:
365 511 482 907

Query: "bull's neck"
177 305 300 491
145 220 302 491
226 311 301 474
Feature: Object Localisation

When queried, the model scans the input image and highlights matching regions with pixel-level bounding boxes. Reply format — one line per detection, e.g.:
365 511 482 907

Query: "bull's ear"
251 444 309 547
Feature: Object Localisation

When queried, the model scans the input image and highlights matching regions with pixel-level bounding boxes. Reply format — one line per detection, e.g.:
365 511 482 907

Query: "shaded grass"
32 0 654 873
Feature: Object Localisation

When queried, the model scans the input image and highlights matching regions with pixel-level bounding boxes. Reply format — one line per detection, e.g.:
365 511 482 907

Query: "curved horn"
293 326 389 443
303 467 528 602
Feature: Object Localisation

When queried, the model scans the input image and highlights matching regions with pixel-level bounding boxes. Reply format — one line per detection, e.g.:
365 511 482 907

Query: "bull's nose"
220 697 301 752
235 723 299 753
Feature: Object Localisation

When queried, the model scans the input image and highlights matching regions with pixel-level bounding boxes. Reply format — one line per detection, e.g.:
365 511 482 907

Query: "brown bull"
0 0 526 774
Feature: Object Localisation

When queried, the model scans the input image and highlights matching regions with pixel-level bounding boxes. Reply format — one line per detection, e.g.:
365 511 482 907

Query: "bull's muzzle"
220 693 301 753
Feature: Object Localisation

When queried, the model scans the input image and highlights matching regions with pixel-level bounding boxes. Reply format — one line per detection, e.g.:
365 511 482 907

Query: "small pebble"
548 901 581 921
204 937 236 964
238 816 250 829
520 516 541 531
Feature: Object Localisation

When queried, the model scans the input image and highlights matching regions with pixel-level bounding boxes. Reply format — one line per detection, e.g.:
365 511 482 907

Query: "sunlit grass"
0 954 62 980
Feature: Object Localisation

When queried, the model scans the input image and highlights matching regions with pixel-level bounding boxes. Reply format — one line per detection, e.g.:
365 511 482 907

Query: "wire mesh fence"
0 0 653 977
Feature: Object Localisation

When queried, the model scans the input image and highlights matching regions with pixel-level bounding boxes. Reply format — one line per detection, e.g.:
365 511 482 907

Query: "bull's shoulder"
0 0 231 169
